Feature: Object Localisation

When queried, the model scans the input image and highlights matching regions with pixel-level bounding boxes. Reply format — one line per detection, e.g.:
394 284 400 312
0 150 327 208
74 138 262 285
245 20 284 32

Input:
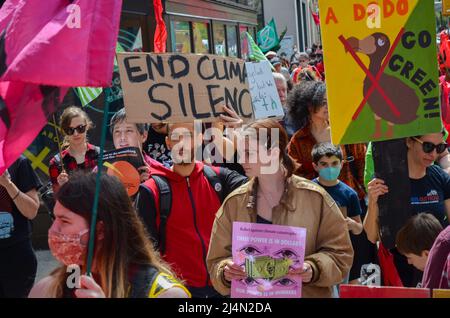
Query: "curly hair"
287 81 326 128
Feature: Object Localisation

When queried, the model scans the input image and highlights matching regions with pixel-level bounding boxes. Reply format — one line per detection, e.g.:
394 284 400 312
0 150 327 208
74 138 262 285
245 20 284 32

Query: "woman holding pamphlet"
206 119 353 298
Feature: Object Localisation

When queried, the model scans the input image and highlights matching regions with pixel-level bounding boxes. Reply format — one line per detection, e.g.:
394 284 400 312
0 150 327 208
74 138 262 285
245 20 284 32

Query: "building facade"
436 0 450 32
122 0 259 58
263 0 321 55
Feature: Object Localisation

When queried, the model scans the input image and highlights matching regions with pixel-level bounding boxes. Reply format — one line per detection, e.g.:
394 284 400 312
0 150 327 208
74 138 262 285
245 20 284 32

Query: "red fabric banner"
0 0 123 174
153 0 167 53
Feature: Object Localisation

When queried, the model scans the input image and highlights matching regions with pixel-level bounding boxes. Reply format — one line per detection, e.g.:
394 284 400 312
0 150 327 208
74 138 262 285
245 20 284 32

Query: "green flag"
76 87 103 107
257 18 279 53
245 32 274 71
246 32 266 61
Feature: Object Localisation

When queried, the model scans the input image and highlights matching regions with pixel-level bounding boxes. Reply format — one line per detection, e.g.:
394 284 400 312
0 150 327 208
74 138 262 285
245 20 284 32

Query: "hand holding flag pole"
52 113 66 175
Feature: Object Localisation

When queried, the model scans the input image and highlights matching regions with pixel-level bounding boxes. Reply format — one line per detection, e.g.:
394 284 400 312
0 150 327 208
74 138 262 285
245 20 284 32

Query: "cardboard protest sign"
339 285 430 298
319 0 441 145
102 147 145 196
245 60 285 120
117 52 254 124
278 35 295 60
231 222 306 298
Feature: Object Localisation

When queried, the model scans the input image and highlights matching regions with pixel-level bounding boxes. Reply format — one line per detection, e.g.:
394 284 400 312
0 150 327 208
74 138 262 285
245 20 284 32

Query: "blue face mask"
318 166 341 181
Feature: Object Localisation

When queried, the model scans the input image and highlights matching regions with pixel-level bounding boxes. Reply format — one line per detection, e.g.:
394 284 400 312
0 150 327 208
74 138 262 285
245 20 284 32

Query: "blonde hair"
59 106 93 149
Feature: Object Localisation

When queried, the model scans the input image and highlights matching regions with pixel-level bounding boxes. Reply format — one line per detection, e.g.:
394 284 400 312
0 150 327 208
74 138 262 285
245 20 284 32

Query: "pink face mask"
48 228 89 266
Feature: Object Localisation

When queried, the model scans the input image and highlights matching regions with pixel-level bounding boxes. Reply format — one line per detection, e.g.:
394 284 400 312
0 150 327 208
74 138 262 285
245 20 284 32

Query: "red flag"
377 242 404 287
0 0 122 174
0 0 122 87
310 7 320 26
0 83 68 169
153 0 167 53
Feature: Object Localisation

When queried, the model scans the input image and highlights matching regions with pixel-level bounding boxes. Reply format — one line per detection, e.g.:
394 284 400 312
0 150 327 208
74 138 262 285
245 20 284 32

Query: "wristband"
12 189 20 201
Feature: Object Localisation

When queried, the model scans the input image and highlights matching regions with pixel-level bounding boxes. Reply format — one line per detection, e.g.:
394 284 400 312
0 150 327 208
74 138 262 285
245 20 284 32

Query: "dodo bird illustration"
345 33 420 139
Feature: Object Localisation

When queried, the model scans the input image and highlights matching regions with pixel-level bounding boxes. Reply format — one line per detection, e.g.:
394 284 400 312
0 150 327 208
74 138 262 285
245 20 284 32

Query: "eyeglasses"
64 124 87 136
412 137 448 154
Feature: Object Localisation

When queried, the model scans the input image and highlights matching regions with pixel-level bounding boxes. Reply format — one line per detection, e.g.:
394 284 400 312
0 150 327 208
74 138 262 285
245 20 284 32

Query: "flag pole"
86 92 110 275
52 113 65 173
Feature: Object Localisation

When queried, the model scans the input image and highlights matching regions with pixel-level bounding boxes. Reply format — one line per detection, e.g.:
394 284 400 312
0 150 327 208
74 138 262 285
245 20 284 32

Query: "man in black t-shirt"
0 155 42 297
144 124 173 168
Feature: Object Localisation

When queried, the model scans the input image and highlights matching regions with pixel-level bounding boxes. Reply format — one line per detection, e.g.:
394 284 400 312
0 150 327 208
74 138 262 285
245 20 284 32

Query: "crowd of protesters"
0 43 449 299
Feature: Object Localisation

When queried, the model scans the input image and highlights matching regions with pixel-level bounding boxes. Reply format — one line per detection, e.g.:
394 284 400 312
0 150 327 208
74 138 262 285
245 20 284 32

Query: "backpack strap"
203 165 224 203
151 175 172 255
138 167 237 256
135 185 159 247
148 272 191 298
128 265 159 298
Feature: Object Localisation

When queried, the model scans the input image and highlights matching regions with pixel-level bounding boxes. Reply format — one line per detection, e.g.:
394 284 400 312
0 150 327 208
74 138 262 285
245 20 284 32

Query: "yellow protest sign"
319 0 441 145
443 0 450 17
433 289 450 298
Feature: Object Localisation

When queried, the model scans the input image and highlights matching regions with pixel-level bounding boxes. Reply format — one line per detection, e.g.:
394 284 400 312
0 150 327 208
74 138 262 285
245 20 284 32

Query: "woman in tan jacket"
206 119 353 298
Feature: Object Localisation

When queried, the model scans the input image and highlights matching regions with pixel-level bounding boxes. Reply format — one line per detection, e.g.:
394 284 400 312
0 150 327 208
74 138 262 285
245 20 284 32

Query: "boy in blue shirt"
311 143 363 288
311 142 363 236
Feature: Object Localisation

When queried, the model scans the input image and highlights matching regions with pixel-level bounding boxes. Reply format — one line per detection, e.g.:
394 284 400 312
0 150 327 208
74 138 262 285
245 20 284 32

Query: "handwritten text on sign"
117 53 254 123
246 61 284 119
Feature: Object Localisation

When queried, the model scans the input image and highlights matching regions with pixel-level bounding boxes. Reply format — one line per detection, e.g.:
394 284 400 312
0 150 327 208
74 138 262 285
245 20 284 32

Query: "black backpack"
138 165 225 255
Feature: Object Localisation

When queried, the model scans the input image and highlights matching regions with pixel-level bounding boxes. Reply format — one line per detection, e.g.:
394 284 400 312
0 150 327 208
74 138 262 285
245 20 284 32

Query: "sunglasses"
64 124 87 136
412 137 448 154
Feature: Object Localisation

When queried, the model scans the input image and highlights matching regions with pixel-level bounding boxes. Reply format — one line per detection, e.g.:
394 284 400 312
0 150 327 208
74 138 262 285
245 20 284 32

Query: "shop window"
226 25 238 57
171 20 191 53
213 23 226 56
251 27 257 40
193 21 210 54
240 25 249 59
